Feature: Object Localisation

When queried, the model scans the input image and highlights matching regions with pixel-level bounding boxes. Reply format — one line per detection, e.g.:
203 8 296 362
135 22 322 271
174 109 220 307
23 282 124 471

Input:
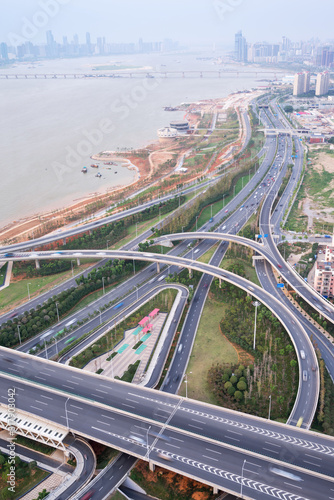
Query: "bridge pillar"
188 268 193 279
156 262 160 273
219 278 222 288
76 258 81 266
63 238 66 245
213 486 219 495
149 461 155 472
35 259 40 270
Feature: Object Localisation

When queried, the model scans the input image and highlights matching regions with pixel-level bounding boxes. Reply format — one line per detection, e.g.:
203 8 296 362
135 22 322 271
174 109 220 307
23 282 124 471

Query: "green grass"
197 243 219 264
178 298 238 403
196 172 255 228
221 257 261 287
62 282 119 317
0 468 49 500
110 491 127 500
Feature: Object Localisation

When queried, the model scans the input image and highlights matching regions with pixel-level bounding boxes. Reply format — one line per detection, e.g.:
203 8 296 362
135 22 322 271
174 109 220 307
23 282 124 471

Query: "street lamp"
65 397 70 430
102 277 105 295
196 215 199 231
135 284 139 301
71 260 75 277
133 259 136 276
27 282 32 300
241 459 246 498
106 240 110 250
99 309 102 325
268 394 272 420
53 336 59 357
44 340 49 360
17 325 22 345
252 301 260 350
184 372 192 398
146 425 152 461
55 302 60 323
136 222 138 238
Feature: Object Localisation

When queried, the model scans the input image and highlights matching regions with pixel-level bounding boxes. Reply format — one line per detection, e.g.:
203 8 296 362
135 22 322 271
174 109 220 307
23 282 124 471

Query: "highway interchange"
0 97 334 499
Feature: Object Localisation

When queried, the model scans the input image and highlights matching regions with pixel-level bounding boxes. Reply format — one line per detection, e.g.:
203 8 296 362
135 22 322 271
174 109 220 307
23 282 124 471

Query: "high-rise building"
0 42 8 60
303 71 310 93
234 30 247 62
46 30 56 58
86 32 92 55
316 71 330 96
293 72 306 96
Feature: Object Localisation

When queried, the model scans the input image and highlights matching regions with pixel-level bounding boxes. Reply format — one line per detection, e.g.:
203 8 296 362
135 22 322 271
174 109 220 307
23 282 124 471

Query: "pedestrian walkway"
22 473 64 500
84 313 167 382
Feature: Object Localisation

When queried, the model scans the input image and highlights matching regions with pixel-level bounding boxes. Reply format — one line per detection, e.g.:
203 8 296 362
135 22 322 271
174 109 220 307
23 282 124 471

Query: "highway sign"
277 284 284 288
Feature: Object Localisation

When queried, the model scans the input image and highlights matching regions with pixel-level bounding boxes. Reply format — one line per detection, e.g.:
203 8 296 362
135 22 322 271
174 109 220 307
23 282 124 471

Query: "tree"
284 105 293 114
237 380 247 391
234 390 243 401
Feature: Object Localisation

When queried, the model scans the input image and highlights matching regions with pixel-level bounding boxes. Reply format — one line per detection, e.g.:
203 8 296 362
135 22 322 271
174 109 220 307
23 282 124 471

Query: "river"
0 52 282 227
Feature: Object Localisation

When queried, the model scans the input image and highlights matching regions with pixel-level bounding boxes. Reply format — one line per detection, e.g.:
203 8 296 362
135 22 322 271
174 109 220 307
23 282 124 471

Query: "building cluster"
313 239 334 298
234 31 334 68
293 71 331 96
0 31 179 63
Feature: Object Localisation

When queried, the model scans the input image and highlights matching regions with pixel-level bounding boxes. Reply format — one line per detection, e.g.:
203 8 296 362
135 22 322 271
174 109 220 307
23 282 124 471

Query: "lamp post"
252 301 260 350
268 394 272 420
196 216 198 231
53 336 59 357
71 260 75 277
133 259 136 276
135 284 139 301
17 325 22 345
106 240 110 250
241 459 246 498
146 425 152 461
136 222 138 238
184 372 192 398
223 193 226 208
99 309 102 325
210 204 213 219
102 277 105 295
56 302 60 323
65 397 70 430
44 340 49 360
27 282 32 300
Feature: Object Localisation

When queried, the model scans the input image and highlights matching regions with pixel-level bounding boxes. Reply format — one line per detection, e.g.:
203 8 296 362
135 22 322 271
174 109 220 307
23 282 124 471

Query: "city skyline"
1 0 334 47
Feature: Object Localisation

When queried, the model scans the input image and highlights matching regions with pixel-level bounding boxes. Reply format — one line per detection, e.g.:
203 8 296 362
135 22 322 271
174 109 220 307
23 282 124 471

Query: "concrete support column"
156 262 160 273
219 278 222 288
188 268 193 279
35 259 40 269
213 486 219 495
149 461 155 472
76 258 81 266
62 238 66 245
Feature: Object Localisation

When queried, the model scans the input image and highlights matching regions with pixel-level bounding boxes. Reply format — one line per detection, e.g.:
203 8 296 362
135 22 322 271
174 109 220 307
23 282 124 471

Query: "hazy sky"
2 0 333 47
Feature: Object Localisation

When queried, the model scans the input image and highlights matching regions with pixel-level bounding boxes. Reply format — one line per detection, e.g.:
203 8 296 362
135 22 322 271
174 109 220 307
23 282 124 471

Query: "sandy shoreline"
0 89 261 245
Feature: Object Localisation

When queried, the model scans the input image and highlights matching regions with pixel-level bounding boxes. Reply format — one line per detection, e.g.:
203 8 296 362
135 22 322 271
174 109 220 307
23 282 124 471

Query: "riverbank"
0 88 262 245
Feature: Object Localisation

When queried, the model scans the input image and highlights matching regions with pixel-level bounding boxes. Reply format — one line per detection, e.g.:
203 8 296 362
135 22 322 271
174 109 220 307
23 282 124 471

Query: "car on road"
269 467 302 482
157 452 173 461
173 374 180 383
277 264 282 268
303 370 308 382
225 209 228 213
129 435 145 444
300 350 305 359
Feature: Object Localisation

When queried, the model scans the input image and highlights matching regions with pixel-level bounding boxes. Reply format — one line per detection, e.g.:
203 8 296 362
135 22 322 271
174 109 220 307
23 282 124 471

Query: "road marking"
40 394 53 400
14 387 24 391
203 455 219 462
68 380 79 385
265 441 281 448
68 411 78 415
71 404 83 410
263 447 279 454
100 385 111 390
43 367 55 372
95 389 108 394
71 376 83 381
227 429 242 436
35 400 48 406
30 406 43 411
191 418 205 424
97 420 110 426
206 448 221 455
305 453 322 460
109 476 114 481
101 414 115 420
123 404 135 409
303 460 320 467
166 443 180 449
284 482 303 489
35 376 46 381
189 424 202 430
170 437 184 443
62 384 74 390
225 435 240 442
125 398 138 404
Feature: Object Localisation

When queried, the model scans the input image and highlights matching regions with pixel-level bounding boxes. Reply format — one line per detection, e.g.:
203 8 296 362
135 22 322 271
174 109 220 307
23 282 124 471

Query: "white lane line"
43 367 55 372
227 429 242 436
189 424 202 430
191 418 205 424
14 387 24 391
109 476 114 481
284 482 303 489
40 372 52 376
125 398 138 404
226 436 240 442
166 443 180 449
17 360 29 364
92 394 104 399
8 368 20 373
265 441 281 448
203 455 219 462
101 414 115 420
35 376 46 381
123 404 135 409
303 460 320 467
247 461 262 468
62 384 74 390
40 395 53 400
305 453 322 460
71 376 83 381
68 380 79 385
97 420 110 426
95 389 108 394
31 406 43 411
170 437 184 443
35 400 48 406
263 447 279 454
71 405 83 410
206 448 221 455
68 411 78 415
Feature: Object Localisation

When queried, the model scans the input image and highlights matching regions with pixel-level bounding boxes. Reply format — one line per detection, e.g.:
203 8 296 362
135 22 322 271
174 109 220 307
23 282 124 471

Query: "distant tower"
234 30 247 62
86 32 92 54
316 71 330 96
